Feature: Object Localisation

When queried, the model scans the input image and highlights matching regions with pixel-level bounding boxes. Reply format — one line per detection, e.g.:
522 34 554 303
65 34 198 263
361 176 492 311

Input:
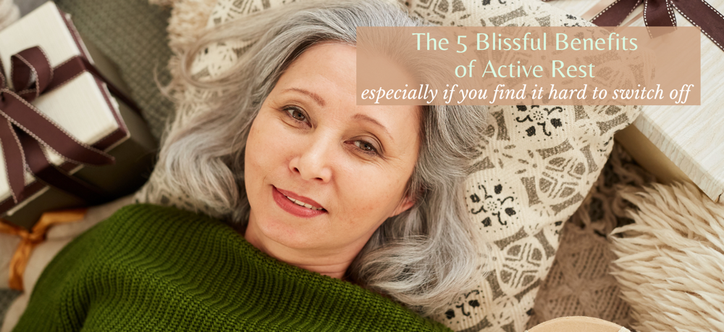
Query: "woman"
12 0 487 330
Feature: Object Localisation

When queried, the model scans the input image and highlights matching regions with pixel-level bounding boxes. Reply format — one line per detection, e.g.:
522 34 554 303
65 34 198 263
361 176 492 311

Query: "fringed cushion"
611 183 724 332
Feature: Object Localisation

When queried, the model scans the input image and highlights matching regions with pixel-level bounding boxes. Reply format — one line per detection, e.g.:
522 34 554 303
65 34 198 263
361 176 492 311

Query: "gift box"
0 2 157 229
544 0 724 201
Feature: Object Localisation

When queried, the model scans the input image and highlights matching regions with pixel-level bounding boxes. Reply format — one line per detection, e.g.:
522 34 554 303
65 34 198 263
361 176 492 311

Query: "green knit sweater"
13 204 451 332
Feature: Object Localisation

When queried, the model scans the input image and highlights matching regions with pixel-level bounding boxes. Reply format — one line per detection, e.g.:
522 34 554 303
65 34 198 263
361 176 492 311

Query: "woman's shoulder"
58 203 238 267
105 202 223 227
20 203 452 331
92 203 230 239
100 204 451 331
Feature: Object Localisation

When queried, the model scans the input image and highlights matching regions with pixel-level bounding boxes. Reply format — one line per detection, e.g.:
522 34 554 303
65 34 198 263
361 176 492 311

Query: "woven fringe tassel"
611 183 724 332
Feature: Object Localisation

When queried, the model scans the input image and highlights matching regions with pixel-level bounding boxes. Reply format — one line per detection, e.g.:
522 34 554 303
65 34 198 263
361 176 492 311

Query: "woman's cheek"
251 116 291 166
344 180 399 219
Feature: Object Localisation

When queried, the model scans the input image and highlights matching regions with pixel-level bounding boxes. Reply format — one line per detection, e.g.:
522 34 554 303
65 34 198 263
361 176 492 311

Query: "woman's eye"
285 107 308 123
354 140 379 155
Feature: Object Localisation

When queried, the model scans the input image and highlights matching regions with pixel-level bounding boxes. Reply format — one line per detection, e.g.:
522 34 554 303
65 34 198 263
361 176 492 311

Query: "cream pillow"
140 0 641 331
400 2 639 331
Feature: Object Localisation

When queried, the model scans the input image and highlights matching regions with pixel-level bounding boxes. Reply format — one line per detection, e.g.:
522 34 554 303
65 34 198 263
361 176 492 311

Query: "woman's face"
244 43 420 260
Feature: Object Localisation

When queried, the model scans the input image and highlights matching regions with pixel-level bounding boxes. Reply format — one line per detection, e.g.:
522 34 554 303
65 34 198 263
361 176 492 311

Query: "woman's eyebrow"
282 88 393 142
353 113 393 142
285 87 326 107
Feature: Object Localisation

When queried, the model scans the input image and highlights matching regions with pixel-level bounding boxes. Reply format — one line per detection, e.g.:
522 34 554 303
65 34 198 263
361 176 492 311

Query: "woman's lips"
272 186 326 218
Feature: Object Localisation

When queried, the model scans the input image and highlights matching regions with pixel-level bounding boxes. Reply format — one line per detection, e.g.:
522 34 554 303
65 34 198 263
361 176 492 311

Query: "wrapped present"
0 2 157 229
544 0 724 201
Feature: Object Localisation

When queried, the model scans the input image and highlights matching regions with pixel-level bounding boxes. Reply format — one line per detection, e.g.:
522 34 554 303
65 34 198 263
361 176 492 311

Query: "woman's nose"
289 134 334 183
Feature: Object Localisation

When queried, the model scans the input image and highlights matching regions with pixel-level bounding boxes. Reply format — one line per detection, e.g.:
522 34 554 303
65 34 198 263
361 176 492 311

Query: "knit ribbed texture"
12 204 450 332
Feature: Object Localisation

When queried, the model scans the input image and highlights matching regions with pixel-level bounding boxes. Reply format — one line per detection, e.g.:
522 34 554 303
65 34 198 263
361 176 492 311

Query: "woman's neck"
244 221 360 280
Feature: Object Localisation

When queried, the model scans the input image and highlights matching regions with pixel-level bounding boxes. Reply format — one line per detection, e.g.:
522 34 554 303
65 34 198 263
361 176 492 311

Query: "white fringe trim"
611 182 724 332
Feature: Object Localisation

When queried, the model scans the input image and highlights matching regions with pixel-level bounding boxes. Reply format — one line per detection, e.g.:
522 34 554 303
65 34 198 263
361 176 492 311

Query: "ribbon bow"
589 0 724 51
0 47 116 205
0 208 87 291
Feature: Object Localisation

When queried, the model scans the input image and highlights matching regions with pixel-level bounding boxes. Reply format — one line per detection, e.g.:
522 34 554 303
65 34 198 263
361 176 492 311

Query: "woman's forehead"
273 42 421 138
280 43 357 92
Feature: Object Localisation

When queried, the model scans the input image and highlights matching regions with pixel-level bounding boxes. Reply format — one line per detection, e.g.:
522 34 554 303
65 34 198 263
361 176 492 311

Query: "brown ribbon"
0 46 116 205
0 208 87 291
580 0 724 51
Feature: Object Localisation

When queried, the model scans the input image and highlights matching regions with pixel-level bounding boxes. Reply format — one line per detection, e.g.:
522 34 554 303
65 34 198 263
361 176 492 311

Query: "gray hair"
150 0 488 316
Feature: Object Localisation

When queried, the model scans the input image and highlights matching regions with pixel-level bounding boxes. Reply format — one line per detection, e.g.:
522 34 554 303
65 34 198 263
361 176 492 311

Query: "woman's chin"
247 215 325 251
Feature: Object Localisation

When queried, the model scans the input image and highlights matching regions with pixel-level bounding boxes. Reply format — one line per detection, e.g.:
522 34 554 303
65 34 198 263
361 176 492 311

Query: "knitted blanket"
13 204 450 331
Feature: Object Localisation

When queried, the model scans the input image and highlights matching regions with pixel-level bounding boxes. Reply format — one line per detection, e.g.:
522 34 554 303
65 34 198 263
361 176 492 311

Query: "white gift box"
0 2 156 229
546 0 724 202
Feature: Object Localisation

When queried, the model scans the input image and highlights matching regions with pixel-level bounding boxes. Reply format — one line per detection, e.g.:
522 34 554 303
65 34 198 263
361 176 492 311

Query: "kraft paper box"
0 2 157 229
